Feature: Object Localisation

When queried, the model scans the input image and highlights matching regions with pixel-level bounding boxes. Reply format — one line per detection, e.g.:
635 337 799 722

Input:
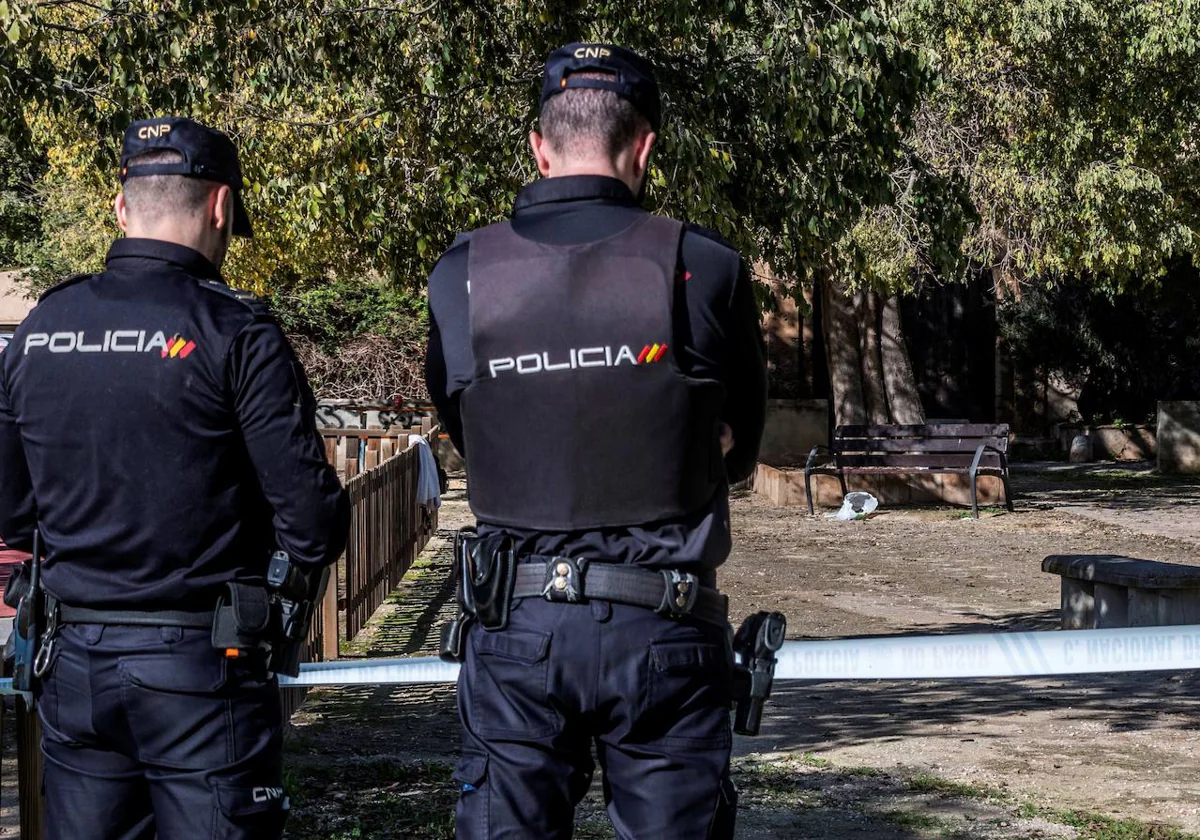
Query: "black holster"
731 610 787 736
439 528 516 662
457 528 516 631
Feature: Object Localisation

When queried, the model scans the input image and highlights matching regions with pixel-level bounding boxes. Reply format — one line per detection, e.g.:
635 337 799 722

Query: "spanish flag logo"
637 343 668 364
162 335 197 359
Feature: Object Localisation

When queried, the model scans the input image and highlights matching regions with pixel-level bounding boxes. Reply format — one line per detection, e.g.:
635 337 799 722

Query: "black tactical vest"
461 214 726 531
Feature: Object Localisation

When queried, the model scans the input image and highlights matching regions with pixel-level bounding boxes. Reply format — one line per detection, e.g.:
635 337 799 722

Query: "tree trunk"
880 294 925 424
820 274 867 427
857 290 890 425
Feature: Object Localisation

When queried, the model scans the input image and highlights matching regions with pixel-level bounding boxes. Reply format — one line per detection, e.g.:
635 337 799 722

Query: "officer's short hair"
122 151 216 220
540 71 652 159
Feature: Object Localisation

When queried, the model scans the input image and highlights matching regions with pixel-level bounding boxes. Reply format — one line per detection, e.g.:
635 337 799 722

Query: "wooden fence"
322 419 434 480
343 426 440 642
10 425 441 838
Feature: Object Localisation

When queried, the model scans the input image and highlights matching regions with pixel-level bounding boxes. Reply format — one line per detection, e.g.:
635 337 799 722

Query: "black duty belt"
512 557 728 626
57 604 215 629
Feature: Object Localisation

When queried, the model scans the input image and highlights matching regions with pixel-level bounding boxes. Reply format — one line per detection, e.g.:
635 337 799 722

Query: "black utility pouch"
439 614 475 663
212 583 273 653
3 561 30 610
458 531 516 631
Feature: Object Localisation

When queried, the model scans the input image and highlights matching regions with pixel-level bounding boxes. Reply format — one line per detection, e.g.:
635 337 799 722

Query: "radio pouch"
212 583 272 653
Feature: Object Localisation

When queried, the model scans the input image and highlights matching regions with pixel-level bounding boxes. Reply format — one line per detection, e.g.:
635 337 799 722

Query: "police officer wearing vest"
0 117 349 839
426 44 768 839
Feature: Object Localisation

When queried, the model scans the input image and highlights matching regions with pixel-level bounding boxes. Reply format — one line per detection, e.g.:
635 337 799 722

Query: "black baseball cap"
540 43 661 133
119 117 253 238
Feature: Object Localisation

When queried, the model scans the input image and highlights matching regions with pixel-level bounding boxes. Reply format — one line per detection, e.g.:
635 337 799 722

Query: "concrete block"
1159 590 1200 625
1093 583 1129 628
1158 401 1200 474
1127 588 1165 627
1060 578 1095 630
1046 555 1200 629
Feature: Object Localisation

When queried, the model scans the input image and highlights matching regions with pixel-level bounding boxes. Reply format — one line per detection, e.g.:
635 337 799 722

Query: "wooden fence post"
321 572 339 662
17 697 45 840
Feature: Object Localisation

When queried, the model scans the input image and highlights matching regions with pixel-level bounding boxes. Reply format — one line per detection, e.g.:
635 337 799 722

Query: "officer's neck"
122 226 225 272
542 160 641 196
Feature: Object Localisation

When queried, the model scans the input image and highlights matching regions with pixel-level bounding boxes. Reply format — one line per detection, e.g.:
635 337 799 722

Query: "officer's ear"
530 131 553 178
210 184 233 233
114 192 130 233
633 130 656 181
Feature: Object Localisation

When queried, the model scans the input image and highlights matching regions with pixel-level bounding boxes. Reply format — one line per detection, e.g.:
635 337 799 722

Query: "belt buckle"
658 570 700 618
542 556 586 603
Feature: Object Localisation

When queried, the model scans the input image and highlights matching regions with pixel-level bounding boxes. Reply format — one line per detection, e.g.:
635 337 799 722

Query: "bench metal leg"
804 466 815 516
968 444 987 519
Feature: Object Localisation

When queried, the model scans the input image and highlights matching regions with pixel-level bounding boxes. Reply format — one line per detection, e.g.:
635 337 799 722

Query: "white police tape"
279 655 460 687
772 624 1200 680
4 624 1200 696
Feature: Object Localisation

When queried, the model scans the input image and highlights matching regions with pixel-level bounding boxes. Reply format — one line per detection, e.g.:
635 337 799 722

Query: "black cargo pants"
454 597 737 839
38 622 287 840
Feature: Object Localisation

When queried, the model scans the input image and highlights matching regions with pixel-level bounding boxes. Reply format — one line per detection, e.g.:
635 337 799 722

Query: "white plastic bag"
830 491 878 521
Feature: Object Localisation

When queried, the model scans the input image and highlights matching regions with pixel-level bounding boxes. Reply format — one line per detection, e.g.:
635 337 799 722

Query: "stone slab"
1045 554 1200 629
1042 555 1200 589
1158 401 1200 474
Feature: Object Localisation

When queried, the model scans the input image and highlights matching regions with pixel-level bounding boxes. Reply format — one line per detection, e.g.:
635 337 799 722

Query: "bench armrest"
805 445 836 472
971 443 1008 468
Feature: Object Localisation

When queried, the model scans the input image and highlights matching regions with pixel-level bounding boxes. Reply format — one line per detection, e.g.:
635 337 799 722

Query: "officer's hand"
719 423 734 456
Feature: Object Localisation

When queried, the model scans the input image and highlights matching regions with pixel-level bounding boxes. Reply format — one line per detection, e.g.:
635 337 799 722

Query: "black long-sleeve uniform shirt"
425 176 767 573
0 238 350 610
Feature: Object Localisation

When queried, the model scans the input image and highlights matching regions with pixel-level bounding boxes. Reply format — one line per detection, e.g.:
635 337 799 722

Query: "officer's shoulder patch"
196 279 268 313
37 273 93 302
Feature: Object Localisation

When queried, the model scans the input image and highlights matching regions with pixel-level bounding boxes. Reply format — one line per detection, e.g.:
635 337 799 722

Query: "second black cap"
541 43 661 132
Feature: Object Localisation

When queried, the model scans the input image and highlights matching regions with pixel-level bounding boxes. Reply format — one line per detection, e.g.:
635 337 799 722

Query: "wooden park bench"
1043 555 1200 629
804 423 1014 519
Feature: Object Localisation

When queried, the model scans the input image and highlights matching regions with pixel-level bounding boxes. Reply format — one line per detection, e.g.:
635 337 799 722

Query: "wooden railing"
342 426 440 642
11 424 442 838
321 419 434 480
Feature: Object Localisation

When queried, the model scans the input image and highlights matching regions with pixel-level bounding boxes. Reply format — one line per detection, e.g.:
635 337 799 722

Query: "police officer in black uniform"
426 44 768 839
0 117 349 839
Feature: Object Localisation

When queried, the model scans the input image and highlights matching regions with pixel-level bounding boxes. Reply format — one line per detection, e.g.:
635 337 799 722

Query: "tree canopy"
1 0 937 294
896 0 1200 291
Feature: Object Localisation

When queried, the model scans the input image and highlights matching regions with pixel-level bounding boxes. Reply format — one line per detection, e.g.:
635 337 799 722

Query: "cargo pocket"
119 653 230 767
453 752 489 838
212 778 288 840
642 640 732 749
469 628 556 739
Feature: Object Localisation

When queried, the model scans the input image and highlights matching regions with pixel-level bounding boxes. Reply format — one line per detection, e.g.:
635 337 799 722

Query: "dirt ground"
279 466 1200 840
5 465 1200 838
725 464 1200 836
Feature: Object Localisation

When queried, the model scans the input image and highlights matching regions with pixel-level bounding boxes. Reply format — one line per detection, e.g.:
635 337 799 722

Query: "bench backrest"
831 424 1010 469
